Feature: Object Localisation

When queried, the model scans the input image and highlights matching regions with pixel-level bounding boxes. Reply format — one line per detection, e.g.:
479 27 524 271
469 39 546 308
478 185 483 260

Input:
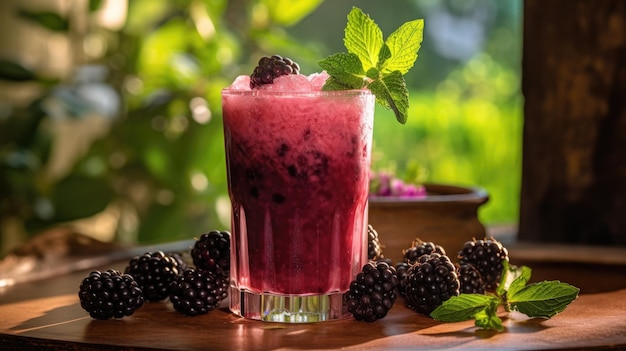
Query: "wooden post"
519 0 626 245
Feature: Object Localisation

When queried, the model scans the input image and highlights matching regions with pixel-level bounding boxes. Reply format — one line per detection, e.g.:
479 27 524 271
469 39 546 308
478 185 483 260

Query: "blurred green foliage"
372 53 522 223
0 0 522 253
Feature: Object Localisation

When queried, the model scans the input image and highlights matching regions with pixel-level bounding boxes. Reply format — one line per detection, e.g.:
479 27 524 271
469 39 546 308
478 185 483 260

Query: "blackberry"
367 225 384 261
405 253 459 315
124 251 184 302
402 238 446 265
345 261 399 322
457 237 509 291
394 262 410 298
169 268 228 316
78 269 144 320
250 55 300 89
191 230 231 278
457 263 485 294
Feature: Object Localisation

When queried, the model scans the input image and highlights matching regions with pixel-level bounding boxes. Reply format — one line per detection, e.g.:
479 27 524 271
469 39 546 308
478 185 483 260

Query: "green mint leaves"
319 7 424 124
430 261 580 331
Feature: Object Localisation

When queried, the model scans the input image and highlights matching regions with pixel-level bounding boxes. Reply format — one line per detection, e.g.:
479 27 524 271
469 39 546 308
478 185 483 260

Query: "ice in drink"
222 73 374 322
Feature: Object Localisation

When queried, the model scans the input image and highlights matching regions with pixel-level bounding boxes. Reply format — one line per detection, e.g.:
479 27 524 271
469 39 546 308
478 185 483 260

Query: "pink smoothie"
222 73 374 295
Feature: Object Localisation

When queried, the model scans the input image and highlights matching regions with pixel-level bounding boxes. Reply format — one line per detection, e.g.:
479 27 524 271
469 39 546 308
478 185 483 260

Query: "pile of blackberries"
79 224 509 323
355 226 510 322
78 230 231 319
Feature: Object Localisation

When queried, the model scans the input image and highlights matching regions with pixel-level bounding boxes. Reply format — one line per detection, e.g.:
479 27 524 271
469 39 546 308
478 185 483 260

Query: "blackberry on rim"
250 55 300 89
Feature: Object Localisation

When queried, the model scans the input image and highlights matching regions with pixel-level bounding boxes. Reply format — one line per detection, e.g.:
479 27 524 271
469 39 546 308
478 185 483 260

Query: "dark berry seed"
287 165 298 177
272 193 285 203
277 143 289 156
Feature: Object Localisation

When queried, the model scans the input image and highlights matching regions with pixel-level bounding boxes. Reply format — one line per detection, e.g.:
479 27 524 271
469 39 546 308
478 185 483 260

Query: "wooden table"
2 241 626 350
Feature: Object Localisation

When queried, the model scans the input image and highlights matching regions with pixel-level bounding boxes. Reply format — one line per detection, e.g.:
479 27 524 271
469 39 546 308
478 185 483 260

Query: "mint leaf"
430 294 499 322
474 299 504 331
368 71 409 124
344 7 383 72
508 281 580 319
319 6 423 124
380 19 424 75
497 260 532 297
319 52 365 90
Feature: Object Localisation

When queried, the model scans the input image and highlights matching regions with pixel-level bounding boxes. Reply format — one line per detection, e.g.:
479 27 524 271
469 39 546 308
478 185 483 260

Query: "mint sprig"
430 261 580 331
319 7 424 124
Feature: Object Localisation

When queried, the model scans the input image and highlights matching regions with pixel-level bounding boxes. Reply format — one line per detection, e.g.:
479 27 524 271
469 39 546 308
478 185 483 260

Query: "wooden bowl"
368 183 489 263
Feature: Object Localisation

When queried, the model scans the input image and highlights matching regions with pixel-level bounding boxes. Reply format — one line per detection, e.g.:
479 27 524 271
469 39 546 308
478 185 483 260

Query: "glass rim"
221 88 374 97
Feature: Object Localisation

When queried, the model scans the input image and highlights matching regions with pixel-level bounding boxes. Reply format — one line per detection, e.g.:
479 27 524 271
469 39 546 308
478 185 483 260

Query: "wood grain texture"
1 260 626 350
520 0 626 245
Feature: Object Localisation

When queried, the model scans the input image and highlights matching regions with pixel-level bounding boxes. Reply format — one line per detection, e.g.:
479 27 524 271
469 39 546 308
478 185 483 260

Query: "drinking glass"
222 88 375 322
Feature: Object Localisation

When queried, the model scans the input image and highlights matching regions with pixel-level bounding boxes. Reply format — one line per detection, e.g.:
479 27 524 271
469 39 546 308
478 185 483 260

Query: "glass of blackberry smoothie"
222 57 374 322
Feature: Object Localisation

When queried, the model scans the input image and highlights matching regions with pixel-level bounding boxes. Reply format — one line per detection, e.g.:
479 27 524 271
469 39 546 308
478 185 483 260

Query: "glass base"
229 286 350 323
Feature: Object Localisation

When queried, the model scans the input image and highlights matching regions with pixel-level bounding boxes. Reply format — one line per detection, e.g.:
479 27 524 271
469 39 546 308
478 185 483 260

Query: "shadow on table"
421 320 552 339
10 303 88 333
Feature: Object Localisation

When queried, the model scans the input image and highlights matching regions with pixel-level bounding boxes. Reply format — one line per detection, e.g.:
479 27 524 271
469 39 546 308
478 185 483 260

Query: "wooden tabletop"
2 243 626 350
